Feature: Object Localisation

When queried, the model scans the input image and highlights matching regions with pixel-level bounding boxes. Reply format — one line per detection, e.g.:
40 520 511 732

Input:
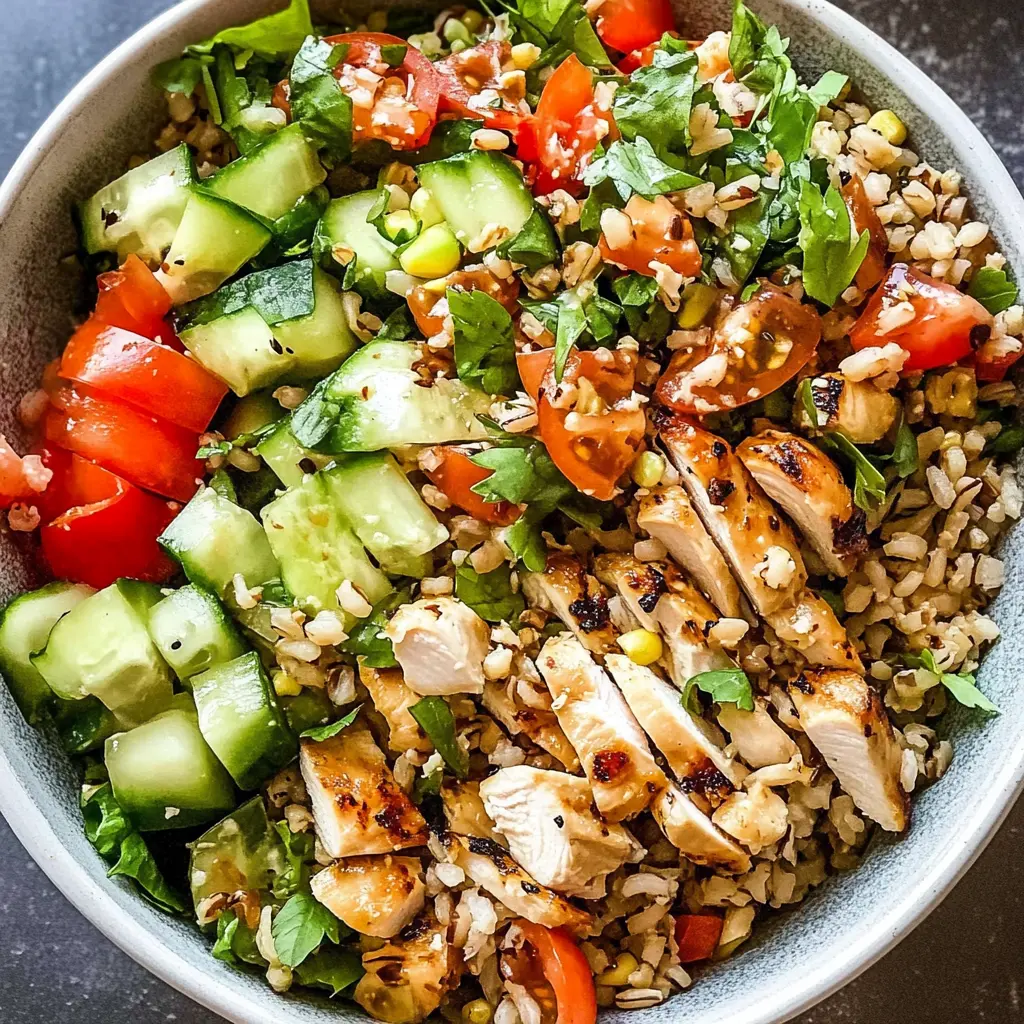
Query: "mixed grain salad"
0 0 1021 1017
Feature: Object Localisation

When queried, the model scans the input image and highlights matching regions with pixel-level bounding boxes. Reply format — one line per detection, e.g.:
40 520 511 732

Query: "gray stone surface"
0 0 1021 1021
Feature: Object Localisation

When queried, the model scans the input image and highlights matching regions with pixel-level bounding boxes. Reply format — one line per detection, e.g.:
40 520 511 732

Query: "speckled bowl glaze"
0 1 1022 1021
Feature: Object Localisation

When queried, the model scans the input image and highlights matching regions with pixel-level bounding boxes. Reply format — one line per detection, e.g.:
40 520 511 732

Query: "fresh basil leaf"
270 820 315 899
728 0 768 79
380 43 408 67
904 650 999 713
340 589 409 667
683 668 754 712
449 289 520 396
798 181 870 307
455 564 525 624
153 55 210 94
968 266 1019 315
496 207 560 271
821 431 886 510
207 0 314 60
294 947 364 996
300 703 362 741
583 137 703 201
986 422 1024 455
289 36 353 163
272 892 341 968
409 696 469 778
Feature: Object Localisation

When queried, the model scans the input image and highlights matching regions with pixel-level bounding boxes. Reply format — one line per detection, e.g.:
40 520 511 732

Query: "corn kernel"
866 109 907 146
383 210 419 243
366 9 388 31
461 9 486 32
617 629 663 666
400 223 462 277
462 1000 492 1024
630 450 665 488
511 42 542 70
596 952 640 987
677 282 719 329
410 187 445 228
273 670 302 697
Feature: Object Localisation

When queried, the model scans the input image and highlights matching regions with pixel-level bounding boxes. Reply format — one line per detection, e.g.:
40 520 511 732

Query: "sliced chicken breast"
717 699 799 769
299 724 429 857
521 554 618 656
439 832 593 934
482 675 581 772
659 416 807 617
765 591 864 672
736 431 867 577
655 589 735 684
479 766 643 898
797 373 900 445
385 597 490 695
636 486 744 617
650 784 751 874
592 554 667 633
359 662 433 754
311 855 425 938
440 778 506 847
790 669 908 832
536 634 667 821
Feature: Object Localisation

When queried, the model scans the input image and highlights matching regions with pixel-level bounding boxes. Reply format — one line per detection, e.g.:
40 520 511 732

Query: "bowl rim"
2 1 1024 1022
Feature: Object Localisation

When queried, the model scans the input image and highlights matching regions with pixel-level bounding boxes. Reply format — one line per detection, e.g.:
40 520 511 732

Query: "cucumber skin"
314 191 400 303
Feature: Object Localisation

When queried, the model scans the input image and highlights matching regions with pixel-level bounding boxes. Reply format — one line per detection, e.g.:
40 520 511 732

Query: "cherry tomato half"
510 923 597 1024
840 174 887 293
595 0 676 55
435 41 530 132
424 446 521 525
598 194 702 279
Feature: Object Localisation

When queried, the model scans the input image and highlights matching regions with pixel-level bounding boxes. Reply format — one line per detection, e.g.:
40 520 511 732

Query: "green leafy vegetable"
380 43 408 67
522 287 622 381
612 272 672 343
289 36 353 163
300 703 362 741
340 590 410 667
797 181 870 307
968 266 1019 314
376 305 415 342
470 436 575 508
212 914 268 968
822 431 887 510
582 137 703 201
197 440 233 459
528 0 612 72
612 273 660 308
153 56 209 95
409 696 469 778
271 820 315 899
449 289 520 396
807 70 849 107
496 207 560 272
890 414 920 479
501 506 550 571
683 669 755 712
272 892 341 968
208 468 239 503
206 0 314 60
455 563 525 623
904 649 999 713
728 0 767 79
294 947 365 996
986 422 1024 455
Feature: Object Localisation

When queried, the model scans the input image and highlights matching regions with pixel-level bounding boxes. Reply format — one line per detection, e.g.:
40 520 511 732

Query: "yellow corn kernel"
617 629 664 666
366 9 388 31
273 670 302 698
399 223 462 278
511 42 542 70
630 450 665 488
677 282 719 329
410 187 445 228
867 109 907 146
462 1000 493 1024
596 952 640 988
461 9 486 32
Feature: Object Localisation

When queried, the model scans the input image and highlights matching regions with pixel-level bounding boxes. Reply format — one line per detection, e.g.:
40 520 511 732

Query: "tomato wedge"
424 446 521 525
512 923 597 1024
595 0 676 55
518 348 644 501
849 263 993 373
975 337 1024 383
326 32 440 149
43 387 203 502
674 914 724 964
93 255 173 340
598 194 702 278
521 55 616 197
60 320 227 433
32 445 122 524
435 41 530 132
408 268 521 338
840 174 887 292
656 282 822 414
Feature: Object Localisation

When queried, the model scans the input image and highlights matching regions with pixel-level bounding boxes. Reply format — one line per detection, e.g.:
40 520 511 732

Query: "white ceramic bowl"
1 1 1023 1022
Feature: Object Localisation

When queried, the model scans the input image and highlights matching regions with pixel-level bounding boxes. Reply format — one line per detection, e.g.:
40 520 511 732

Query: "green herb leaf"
271 820 315 899
582 137 703 201
470 437 575 508
683 668 754 712
294 947 364 996
300 703 362 741
380 43 408 67
197 440 233 459
904 649 999 713
798 181 870 307
968 266 1019 315
212 914 243 967
449 289 519 396
821 431 887 510
206 0 314 60
986 422 1024 455
806 70 848 107
340 590 410 668
152 55 210 95
455 564 525 623
501 505 550 571
409 696 469 778
612 273 660 308
289 36 353 163
376 305 415 342
272 892 341 968
208 468 238 503
496 207 560 272
522 287 622 381
728 0 768 79
716 192 771 287
890 414 920 478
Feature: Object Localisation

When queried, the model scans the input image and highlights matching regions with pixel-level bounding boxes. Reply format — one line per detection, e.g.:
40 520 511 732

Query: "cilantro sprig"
904 649 999 713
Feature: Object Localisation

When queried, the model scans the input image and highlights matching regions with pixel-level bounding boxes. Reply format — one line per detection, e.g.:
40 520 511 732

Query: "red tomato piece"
599 194 702 278
840 174 887 292
617 33 692 74
975 336 1024 383
424 446 521 525
43 387 203 503
326 32 440 150
849 263 993 373
408 267 521 338
513 923 597 1024
525 55 616 197
93 255 173 340
60 320 227 433
41 483 178 590
31 445 123 524
656 282 821 414
673 914 724 964
435 41 530 132
595 0 676 55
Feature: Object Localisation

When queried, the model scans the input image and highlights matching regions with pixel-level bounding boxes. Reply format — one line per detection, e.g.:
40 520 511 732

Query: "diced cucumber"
0 581 94 724
159 486 281 598
417 150 533 247
315 190 400 301
180 305 294 396
280 686 333 735
323 454 448 575
105 696 236 831
313 340 490 451
222 391 283 440
252 185 330 268
261 473 391 618
77 145 196 264
256 420 331 489
32 581 173 729
148 585 248 683
206 124 327 222
192 651 296 790
55 697 120 755
157 190 271 305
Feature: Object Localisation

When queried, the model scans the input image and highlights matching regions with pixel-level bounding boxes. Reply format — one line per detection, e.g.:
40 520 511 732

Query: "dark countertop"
1 1 1022 1021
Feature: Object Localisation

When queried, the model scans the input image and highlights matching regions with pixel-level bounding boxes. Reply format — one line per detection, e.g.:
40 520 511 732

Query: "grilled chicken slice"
651 784 751 874
797 373 900 445
636 486 744 617
438 832 593 934
765 591 864 672
790 669 908 832
655 588 734 684
359 663 433 755
440 778 506 847
479 766 643 898
736 431 867 577
592 554 666 632
311 855 425 938
717 699 799 769
354 912 460 1024
604 654 745 804
536 634 667 821
299 725 429 857
659 416 807 616
521 554 618 656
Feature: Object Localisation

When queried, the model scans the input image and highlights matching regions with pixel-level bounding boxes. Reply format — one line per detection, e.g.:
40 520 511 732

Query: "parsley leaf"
821 431 887 510
496 207 560 271
522 286 622 381
968 266 1019 314
409 696 469 778
583 137 703 201
300 703 362 741
728 0 768 79
683 668 755 712
501 506 551 571
270 820 315 899
340 590 409 668
904 649 999 713
798 181 870 307
612 273 660 308
272 892 341 968
455 563 525 623
449 289 520 396
470 436 575 508
212 914 266 968
294 948 364 997
375 305 415 342
289 36 353 163
612 272 672 343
